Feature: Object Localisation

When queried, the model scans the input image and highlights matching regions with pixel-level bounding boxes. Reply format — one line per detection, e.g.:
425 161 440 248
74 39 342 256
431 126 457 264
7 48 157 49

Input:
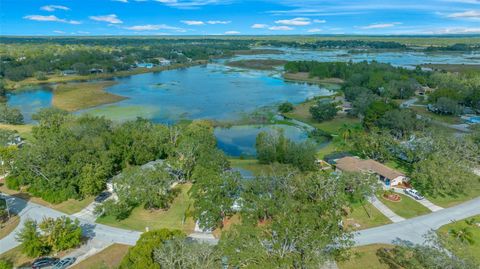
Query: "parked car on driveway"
52 257 76 269
32 257 59 269
94 191 111 203
404 188 424 200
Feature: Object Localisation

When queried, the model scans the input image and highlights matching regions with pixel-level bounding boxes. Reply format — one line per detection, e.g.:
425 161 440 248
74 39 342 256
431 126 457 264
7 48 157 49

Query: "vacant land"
0 215 19 240
226 59 287 70
427 179 480 208
283 72 344 85
0 182 93 215
378 192 431 218
437 215 480 264
71 244 130 269
229 158 280 176
96 184 195 233
52 81 126 111
0 246 31 268
421 63 480 72
337 244 392 269
344 202 391 230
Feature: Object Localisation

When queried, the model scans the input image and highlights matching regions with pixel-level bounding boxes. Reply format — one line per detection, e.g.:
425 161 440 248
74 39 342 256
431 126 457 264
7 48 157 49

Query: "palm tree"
339 124 352 144
449 227 475 245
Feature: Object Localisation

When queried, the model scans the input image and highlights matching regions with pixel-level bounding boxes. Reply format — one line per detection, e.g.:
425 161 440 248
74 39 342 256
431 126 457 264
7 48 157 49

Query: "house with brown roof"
335 156 406 187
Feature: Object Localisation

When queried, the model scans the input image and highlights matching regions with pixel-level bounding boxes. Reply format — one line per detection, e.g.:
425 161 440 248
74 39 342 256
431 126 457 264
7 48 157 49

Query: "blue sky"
1 0 479 35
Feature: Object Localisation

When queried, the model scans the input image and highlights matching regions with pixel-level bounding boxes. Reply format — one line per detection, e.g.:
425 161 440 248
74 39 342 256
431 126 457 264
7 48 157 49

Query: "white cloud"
41 5 70 12
124 24 183 31
251 23 268 29
181 20 204 25
269 25 294 30
434 26 480 34
53 30 65 34
155 0 231 9
275 17 311 26
307 28 322 32
313 19 326 23
225 30 240 34
23 15 81 24
447 10 480 18
360 22 402 29
89 14 123 24
207 20 231 24
112 0 129 2
77 31 90 34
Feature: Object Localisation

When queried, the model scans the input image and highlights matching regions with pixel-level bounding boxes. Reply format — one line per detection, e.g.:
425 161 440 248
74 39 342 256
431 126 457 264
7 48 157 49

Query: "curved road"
1 193 480 255
0 194 141 254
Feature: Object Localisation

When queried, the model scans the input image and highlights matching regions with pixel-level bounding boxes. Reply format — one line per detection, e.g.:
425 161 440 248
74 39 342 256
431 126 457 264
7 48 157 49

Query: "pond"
6 89 53 123
214 124 311 157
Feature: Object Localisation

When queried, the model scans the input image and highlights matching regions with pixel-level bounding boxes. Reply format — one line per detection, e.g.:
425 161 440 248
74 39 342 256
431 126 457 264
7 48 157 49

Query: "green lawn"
96 184 195 233
0 246 32 268
384 160 411 174
409 106 462 125
71 244 130 269
378 192 431 219
344 202 391 230
337 244 392 269
437 215 480 264
426 178 480 208
229 158 281 176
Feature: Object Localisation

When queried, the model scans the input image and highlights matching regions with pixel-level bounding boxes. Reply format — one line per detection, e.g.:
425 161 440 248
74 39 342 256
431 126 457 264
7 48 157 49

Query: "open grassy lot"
229 158 280 176
283 72 344 85
96 184 195 233
52 81 126 111
378 192 431 219
409 106 462 124
71 244 130 269
226 59 287 70
0 246 32 268
0 215 20 240
0 182 93 215
284 98 361 135
421 64 480 72
426 178 480 208
337 244 392 269
437 215 480 264
0 123 34 141
343 202 391 231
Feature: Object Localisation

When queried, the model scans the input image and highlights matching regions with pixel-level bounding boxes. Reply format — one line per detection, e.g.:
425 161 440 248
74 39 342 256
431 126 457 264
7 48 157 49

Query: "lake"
7 47 478 156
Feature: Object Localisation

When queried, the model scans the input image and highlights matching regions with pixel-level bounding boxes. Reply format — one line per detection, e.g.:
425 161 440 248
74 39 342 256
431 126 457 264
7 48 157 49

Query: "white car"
404 188 424 200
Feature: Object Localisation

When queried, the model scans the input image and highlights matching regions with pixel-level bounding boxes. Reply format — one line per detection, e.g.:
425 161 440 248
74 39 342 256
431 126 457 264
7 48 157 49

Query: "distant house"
136 63 154 69
335 156 407 187
89 68 104 74
61 70 77 76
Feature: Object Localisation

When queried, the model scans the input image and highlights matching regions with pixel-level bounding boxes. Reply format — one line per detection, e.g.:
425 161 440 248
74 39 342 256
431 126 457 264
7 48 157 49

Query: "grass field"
283 72 344 85
229 158 280 176
52 81 126 111
337 244 392 269
226 59 287 70
0 215 19 240
71 244 130 269
437 215 480 264
0 182 93 215
378 192 431 219
409 106 462 124
421 64 480 72
0 246 32 268
96 184 195 233
343 202 391 231
426 178 480 208
0 123 34 141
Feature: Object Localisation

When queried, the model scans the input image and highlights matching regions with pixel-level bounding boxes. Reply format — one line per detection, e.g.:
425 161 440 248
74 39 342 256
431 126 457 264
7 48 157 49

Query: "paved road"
0 194 141 254
355 196 480 246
